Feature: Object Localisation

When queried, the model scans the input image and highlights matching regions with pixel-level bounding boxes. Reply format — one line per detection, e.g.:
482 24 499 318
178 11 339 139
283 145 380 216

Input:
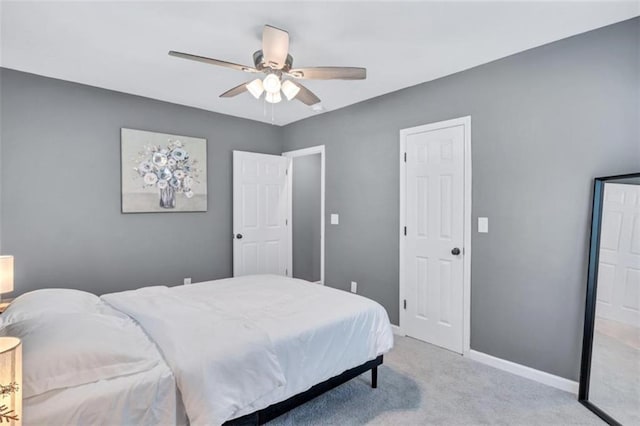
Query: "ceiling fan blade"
262 25 289 69
219 82 249 98
291 82 321 106
169 51 258 73
288 67 366 80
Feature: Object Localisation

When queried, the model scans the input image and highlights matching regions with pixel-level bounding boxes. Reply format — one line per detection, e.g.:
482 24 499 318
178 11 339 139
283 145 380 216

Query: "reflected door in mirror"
590 182 640 425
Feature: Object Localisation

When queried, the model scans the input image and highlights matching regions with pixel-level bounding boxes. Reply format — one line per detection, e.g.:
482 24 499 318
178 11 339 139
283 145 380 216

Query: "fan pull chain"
271 102 275 125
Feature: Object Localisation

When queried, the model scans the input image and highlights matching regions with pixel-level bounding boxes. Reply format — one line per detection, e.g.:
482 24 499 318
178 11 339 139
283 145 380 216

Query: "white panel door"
233 151 290 277
596 183 640 327
404 124 465 353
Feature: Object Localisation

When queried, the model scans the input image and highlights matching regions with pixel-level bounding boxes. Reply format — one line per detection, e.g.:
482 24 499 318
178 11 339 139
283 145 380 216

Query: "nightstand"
0 298 14 314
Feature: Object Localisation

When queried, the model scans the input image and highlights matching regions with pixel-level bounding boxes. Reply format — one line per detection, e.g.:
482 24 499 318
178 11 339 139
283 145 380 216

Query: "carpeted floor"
590 324 640 425
269 336 602 425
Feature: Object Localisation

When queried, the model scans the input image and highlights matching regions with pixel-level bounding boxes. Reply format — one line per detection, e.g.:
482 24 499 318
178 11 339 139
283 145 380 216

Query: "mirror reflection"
590 178 640 425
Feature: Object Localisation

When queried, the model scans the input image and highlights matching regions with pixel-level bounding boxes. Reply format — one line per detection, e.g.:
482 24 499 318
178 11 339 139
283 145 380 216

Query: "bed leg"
371 366 378 388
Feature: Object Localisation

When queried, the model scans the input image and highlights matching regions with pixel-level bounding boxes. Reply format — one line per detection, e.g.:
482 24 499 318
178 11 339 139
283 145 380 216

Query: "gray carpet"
269 336 602 425
590 329 640 425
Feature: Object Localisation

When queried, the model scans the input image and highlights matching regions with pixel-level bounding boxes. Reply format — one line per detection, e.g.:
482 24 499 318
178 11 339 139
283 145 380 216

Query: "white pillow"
1 289 100 325
1 313 161 398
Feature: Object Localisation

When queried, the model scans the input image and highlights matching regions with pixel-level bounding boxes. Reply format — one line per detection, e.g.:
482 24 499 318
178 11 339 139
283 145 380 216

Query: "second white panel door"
404 123 466 354
233 150 290 277
597 183 640 326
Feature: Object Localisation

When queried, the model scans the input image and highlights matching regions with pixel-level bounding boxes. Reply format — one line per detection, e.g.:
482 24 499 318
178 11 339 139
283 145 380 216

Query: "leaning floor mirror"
580 173 640 425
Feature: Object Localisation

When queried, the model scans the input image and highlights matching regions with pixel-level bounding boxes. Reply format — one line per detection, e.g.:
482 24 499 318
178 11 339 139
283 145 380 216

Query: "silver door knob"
451 247 461 255
236 234 243 239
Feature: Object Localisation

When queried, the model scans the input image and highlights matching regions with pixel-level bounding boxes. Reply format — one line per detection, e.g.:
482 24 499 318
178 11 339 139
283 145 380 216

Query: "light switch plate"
478 217 488 233
351 281 357 293
331 214 339 225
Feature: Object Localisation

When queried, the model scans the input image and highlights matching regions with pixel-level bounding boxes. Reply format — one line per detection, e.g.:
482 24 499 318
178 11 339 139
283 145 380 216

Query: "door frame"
282 145 326 284
398 116 472 355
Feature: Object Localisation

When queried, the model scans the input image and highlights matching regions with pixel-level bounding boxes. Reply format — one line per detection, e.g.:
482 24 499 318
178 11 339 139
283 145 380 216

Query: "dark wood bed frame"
224 355 383 425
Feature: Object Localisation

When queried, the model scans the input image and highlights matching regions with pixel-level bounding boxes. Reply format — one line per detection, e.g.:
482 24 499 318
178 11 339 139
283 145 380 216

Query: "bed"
0 275 393 425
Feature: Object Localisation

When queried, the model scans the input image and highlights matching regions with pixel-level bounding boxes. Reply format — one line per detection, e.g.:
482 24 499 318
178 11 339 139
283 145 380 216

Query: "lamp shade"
281 80 300 101
265 91 282 104
262 74 281 94
246 79 264 99
0 337 21 424
0 256 13 294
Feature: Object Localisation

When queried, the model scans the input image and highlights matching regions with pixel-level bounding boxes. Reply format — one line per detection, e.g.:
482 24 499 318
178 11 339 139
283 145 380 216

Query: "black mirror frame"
578 172 640 426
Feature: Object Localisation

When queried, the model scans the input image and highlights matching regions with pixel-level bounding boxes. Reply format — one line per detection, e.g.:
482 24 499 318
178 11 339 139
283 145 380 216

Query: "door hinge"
403 299 407 310
404 226 407 236
286 219 288 226
404 152 407 162
285 169 288 175
285 268 288 276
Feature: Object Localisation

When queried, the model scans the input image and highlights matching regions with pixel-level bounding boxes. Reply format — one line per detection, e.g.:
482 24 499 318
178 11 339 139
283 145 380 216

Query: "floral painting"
121 128 207 213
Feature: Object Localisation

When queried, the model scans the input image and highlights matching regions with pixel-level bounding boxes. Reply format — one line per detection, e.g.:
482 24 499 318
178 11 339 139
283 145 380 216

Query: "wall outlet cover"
351 281 357 293
184 277 192 285
331 214 339 225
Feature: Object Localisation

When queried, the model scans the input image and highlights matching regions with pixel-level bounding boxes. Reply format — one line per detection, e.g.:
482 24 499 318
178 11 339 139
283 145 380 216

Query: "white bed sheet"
102 285 287 426
168 274 394 420
24 362 183 426
18 302 184 426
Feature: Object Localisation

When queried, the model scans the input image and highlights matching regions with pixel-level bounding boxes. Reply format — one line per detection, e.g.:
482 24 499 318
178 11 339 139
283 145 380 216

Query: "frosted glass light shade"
262 74 281 94
0 337 21 425
281 80 300 101
265 91 282 104
0 256 13 294
246 79 264 99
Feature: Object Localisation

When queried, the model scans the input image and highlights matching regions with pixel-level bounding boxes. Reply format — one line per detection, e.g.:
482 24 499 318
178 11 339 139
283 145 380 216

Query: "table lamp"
0 337 21 424
0 256 14 302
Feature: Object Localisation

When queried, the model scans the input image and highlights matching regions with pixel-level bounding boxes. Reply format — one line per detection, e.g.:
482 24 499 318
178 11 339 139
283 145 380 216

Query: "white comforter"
102 285 286 425
102 275 394 425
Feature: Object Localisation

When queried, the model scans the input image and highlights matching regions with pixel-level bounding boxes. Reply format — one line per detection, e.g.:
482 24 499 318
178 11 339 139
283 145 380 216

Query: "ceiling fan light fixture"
246 79 264 99
262 74 281 94
265 91 282 104
281 80 300 101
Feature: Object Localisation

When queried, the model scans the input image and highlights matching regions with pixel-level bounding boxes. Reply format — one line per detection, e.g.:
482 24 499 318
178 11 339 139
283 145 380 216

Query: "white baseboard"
468 350 579 394
391 325 405 336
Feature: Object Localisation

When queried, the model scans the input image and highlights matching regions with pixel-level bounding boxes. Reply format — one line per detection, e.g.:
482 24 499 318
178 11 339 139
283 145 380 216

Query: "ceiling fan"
169 25 366 106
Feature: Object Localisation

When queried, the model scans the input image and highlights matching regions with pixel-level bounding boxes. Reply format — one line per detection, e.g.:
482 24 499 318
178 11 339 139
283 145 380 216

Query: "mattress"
166 275 394 420
24 362 182 426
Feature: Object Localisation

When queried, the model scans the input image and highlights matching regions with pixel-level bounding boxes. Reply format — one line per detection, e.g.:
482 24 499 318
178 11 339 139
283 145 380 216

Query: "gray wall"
292 154 322 282
281 18 640 380
0 68 282 295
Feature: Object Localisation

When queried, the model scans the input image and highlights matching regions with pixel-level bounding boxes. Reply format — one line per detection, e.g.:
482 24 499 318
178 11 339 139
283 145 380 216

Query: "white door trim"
282 145 326 285
399 116 472 355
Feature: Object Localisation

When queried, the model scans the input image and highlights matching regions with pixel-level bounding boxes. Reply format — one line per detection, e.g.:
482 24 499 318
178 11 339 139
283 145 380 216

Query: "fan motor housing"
253 50 293 72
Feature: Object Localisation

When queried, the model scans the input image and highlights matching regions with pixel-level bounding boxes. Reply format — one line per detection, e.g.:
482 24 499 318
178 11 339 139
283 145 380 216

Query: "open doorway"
283 146 325 284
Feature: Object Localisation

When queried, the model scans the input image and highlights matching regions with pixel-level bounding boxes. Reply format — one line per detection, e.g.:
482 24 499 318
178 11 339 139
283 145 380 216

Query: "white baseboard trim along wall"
391 326 577 394
468 350 579 394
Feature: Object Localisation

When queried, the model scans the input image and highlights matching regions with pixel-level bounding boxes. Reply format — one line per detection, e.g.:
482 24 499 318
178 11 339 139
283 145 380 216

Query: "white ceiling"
1 1 638 126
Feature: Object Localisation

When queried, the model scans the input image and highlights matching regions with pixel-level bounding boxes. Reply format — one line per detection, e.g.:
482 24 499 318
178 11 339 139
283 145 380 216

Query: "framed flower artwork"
121 128 207 213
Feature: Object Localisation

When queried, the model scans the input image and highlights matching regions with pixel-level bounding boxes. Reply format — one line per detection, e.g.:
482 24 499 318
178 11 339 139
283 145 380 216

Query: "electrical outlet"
183 277 192 285
351 281 357 293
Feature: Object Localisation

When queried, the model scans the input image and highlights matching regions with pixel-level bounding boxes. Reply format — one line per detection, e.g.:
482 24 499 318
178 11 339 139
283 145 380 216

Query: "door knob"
236 234 243 239
451 247 461 255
